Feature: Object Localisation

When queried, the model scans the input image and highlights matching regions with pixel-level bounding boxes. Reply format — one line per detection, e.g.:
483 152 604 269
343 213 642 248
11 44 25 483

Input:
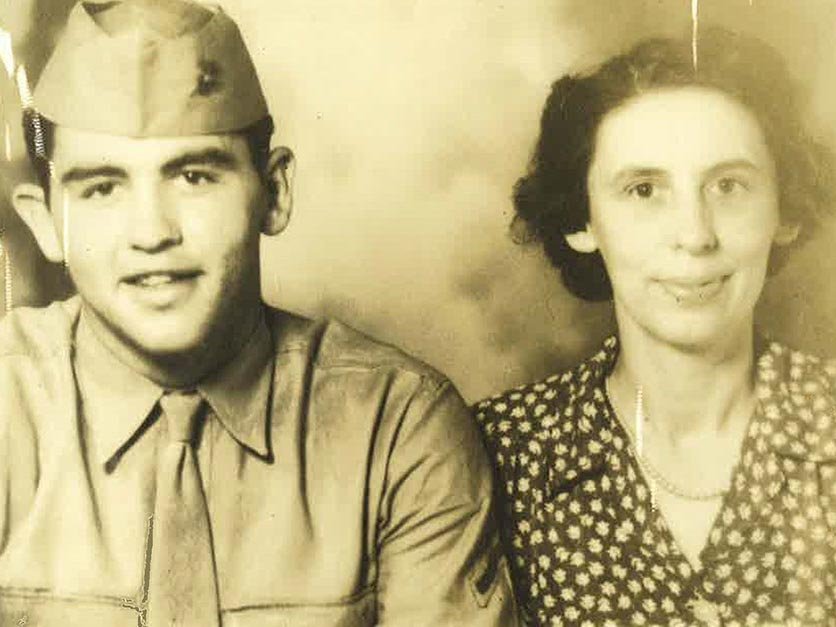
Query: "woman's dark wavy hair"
512 27 835 301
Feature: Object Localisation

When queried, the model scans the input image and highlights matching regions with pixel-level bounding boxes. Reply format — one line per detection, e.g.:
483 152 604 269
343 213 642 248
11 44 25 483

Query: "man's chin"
126 327 210 359
107 312 214 360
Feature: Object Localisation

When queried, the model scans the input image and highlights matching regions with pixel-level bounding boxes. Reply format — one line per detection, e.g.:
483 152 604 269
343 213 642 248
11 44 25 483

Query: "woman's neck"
609 317 756 444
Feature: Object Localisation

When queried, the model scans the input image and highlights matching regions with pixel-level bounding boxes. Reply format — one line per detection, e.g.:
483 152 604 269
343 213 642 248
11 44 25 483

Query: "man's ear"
12 183 64 263
773 222 801 247
261 146 295 236
564 224 598 253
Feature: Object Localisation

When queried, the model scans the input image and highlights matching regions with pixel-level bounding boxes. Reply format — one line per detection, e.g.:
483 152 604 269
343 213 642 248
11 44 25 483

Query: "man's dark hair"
22 110 276 200
512 26 835 301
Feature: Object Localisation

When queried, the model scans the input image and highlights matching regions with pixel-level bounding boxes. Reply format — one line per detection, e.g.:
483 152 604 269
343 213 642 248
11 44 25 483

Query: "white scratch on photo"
4 121 11 161
691 0 699 71
62 188 71 267
0 231 11 313
0 28 14 78
16 64 32 107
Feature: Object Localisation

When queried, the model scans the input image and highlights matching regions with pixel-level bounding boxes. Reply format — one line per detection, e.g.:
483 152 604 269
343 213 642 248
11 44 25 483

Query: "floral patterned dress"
475 337 836 626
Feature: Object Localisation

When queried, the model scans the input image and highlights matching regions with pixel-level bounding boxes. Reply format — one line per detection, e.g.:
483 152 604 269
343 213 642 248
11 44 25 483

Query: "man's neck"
80 302 265 390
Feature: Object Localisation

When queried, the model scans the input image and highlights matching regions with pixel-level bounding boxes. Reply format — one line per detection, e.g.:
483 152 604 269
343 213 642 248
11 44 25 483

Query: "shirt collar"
198 314 273 460
73 310 162 467
74 308 274 467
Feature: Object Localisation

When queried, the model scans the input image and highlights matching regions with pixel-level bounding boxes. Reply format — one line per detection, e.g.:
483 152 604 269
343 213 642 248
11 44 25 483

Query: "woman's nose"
673 189 719 254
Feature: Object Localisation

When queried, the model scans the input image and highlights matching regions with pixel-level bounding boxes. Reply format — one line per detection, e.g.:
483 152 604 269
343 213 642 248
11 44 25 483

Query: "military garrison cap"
33 0 269 136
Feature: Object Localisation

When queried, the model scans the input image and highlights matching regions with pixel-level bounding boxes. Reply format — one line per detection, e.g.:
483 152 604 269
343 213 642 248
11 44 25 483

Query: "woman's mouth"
657 275 730 304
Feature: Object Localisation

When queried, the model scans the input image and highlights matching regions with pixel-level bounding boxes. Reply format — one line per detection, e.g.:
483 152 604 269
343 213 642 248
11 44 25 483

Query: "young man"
0 1 518 625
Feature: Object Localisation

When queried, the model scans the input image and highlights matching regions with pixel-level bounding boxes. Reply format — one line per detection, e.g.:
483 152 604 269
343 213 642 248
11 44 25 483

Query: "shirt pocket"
222 587 376 627
0 587 139 627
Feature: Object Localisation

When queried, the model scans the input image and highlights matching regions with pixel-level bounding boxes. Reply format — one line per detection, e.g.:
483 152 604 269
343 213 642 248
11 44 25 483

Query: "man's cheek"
68 235 118 268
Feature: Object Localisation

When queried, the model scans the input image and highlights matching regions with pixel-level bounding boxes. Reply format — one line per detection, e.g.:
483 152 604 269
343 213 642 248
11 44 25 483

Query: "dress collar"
547 335 836 497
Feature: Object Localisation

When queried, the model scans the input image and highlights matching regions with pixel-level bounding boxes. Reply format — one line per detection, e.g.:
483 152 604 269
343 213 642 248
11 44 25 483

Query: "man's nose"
673 188 719 254
128 187 182 253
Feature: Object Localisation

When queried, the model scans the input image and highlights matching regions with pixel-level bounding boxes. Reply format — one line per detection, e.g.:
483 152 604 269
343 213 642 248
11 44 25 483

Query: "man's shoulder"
0 297 80 362
0 298 80 437
263 306 478 470
265 306 448 388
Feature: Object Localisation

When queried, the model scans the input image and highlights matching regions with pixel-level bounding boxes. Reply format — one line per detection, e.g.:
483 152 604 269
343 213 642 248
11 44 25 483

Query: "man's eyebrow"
60 165 128 185
161 148 240 176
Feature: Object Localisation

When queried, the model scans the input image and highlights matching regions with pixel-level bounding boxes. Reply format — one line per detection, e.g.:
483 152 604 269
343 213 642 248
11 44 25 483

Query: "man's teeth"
137 274 175 287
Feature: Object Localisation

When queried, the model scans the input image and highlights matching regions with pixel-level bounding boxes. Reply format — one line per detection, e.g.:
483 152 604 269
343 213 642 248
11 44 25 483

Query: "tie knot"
159 390 205 443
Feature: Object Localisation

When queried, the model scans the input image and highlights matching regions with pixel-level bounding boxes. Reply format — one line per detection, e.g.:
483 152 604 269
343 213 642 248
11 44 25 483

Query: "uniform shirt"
0 297 518 626
476 337 836 626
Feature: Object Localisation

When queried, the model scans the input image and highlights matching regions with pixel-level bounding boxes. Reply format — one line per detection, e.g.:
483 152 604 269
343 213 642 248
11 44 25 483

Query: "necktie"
148 391 221 627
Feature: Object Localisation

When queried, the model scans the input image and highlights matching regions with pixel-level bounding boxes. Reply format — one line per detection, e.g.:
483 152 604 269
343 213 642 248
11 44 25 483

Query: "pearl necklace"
605 378 730 502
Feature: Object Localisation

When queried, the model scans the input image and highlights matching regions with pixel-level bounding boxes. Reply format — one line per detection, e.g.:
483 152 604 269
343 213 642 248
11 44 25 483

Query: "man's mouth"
123 270 202 287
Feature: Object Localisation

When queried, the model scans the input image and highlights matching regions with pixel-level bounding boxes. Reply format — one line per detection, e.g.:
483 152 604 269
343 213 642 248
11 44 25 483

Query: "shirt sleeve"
375 379 520 626
0 369 39 558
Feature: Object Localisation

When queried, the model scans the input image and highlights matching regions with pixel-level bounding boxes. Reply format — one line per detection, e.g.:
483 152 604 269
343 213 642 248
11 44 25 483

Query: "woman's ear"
773 222 801 247
261 146 295 236
565 224 598 253
12 183 64 263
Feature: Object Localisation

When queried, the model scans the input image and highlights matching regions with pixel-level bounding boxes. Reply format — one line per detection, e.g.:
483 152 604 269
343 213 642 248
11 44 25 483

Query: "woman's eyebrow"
60 165 127 185
703 159 761 178
611 166 668 185
160 148 239 176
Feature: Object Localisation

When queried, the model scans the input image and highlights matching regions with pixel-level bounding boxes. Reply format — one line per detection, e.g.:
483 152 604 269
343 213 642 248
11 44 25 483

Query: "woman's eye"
627 182 656 199
708 176 749 197
712 177 745 195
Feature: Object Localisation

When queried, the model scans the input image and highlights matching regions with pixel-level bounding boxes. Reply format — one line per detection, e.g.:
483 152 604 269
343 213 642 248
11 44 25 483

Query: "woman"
476 27 835 626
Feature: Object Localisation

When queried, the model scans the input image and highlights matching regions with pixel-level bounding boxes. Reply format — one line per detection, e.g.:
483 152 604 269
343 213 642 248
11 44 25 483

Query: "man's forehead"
51 125 246 169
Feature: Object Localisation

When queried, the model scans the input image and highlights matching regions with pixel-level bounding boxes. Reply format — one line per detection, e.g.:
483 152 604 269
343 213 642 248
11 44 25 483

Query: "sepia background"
1 0 834 402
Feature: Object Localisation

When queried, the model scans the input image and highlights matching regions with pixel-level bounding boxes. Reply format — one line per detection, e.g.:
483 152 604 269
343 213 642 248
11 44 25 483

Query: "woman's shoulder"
757 339 836 391
474 337 617 453
756 339 836 459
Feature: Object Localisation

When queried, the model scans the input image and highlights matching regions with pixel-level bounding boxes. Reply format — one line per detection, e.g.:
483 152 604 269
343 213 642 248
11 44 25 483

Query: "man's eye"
82 181 117 199
626 181 656 199
181 170 216 186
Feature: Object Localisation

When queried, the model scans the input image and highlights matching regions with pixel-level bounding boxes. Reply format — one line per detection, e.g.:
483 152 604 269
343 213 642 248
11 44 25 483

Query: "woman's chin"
616 284 757 352
642 314 749 353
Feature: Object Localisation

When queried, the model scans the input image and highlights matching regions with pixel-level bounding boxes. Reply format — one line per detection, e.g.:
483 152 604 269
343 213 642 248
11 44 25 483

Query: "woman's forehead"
590 87 774 178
